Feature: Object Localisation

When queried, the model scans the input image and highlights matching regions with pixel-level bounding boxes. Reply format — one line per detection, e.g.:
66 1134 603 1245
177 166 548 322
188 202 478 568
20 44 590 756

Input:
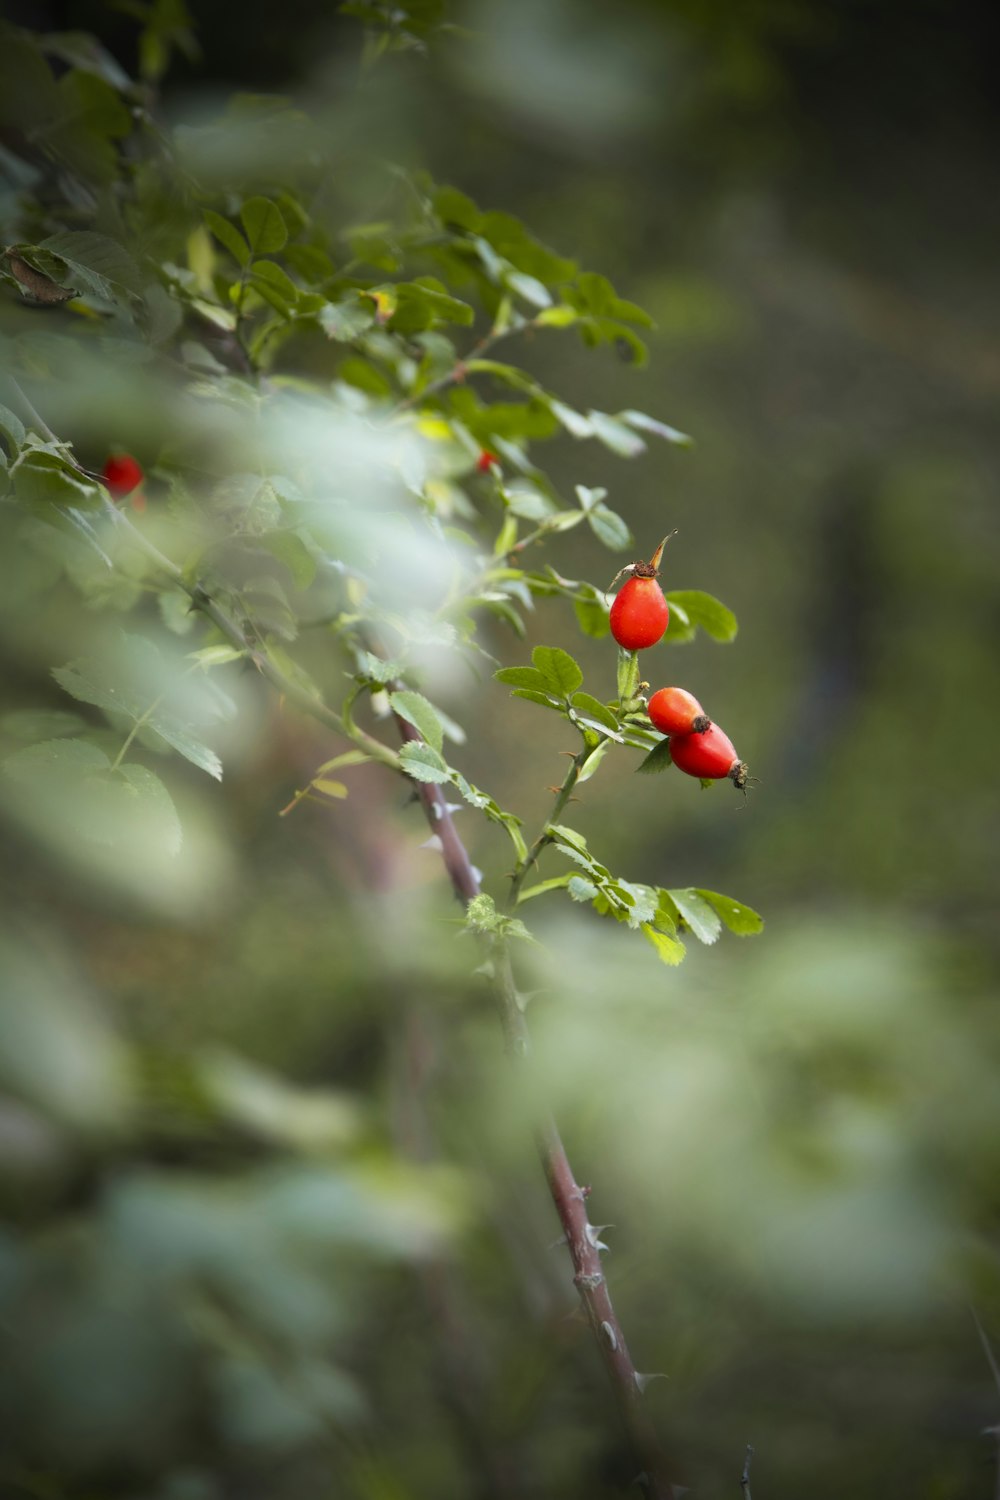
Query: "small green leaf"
576 737 611 783
505 269 551 308
587 410 646 458
389 691 444 753
240 196 287 256
0 403 26 455
642 924 686 966
399 741 451 784
312 777 348 798
531 645 583 695
535 304 578 328
203 209 251 267
617 409 693 446
665 888 722 945
548 399 593 437
571 692 618 731
636 738 673 774
495 665 551 692
516 874 573 904
588 505 632 551
567 876 599 902
694 889 764 936
511 689 562 709
319 291 376 341
666 590 738 643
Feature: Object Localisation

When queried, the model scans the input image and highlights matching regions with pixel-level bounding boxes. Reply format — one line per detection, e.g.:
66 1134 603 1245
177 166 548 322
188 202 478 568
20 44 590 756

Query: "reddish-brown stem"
391 712 677 1498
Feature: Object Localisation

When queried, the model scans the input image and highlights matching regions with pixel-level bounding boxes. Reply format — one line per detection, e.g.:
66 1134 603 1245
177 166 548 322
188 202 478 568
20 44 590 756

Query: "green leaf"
433 184 482 232
571 692 618 731
642 924 686 966
0 403 26 455
250 259 300 313
694 889 764 936
12 450 101 508
495 665 551 692
505 269 551 308
588 505 632 551
531 645 583 695
548 399 593 438
399 741 451 784
665 888 722 945
1 709 85 742
319 292 376 341
576 737 611 783
535 304 578 328
116 762 183 856
636 738 673 774
259 530 317 589
389 691 444 753
36 230 143 298
573 596 610 639
511 689 562 709
240 196 288 256
666 590 738 643
203 209 250 267
567 875 598 902
617 409 693 446
515 874 574 904
52 635 223 780
587 410 646 458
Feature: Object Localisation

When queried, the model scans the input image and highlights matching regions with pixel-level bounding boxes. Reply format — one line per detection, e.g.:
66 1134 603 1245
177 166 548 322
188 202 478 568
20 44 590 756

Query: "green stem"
508 746 587 908
388 317 534 419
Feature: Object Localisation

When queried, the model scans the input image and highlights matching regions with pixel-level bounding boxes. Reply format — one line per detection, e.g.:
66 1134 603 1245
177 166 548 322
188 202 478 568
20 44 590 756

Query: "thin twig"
971 1305 1000 1500
508 748 586 907
740 1443 754 1499
387 318 533 418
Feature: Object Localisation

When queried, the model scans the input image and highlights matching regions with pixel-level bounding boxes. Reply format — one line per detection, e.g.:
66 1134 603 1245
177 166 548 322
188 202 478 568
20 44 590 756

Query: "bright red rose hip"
102 453 145 510
647 686 711 736
608 535 674 651
669 723 750 790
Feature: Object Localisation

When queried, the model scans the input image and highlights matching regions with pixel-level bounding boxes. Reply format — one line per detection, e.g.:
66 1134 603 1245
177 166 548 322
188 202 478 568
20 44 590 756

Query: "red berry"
476 449 499 473
669 723 749 790
102 453 144 500
609 574 669 650
647 686 711 736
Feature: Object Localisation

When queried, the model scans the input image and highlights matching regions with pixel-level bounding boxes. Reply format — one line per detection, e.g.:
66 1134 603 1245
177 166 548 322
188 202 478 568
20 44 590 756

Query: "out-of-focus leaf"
666 590 738 642
240 196 288 256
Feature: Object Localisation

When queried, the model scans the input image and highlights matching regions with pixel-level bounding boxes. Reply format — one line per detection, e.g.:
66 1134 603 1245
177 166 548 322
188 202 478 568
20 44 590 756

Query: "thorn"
419 835 444 853
634 1371 668 1394
601 1320 618 1351
585 1222 614 1252
579 1184 592 1198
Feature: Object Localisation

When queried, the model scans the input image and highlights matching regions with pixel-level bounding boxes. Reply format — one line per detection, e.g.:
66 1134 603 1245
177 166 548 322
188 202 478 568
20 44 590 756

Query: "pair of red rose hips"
609 540 750 792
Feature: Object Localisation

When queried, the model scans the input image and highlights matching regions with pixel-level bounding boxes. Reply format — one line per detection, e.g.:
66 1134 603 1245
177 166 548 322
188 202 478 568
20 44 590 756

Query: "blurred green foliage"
1 2 999 1498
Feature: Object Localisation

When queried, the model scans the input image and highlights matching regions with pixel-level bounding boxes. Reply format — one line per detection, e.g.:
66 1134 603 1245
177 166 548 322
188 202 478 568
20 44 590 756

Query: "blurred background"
2 1 999 1497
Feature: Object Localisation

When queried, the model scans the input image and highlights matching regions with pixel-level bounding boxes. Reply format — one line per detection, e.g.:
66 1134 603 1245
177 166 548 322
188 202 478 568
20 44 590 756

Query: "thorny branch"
8 381 678 1499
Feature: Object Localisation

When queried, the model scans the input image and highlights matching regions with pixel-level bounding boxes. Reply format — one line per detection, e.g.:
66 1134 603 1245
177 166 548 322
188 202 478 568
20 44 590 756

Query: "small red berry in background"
669 722 750 791
476 449 500 474
608 535 672 651
102 453 146 512
647 686 711 736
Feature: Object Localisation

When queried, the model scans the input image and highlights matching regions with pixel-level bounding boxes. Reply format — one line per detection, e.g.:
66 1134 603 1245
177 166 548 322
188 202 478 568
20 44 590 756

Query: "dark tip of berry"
692 714 711 734
729 760 750 791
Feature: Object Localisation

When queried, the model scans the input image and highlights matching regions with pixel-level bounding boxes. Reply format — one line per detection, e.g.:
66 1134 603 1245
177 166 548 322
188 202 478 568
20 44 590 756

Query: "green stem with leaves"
509 745 588 907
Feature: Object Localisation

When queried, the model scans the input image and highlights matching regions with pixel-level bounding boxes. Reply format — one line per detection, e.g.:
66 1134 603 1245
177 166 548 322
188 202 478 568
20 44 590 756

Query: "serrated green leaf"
665 590 738 643
531 645 582 695
642 923 686 966
695 889 764 935
389 691 444 753
399 741 451 784
547 823 589 852
36 230 143 300
588 505 632 551
636 738 673 774
666 888 722 945
240 196 287 256
13 450 101 508
203 209 251 267
495 665 551 692
571 692 618 731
